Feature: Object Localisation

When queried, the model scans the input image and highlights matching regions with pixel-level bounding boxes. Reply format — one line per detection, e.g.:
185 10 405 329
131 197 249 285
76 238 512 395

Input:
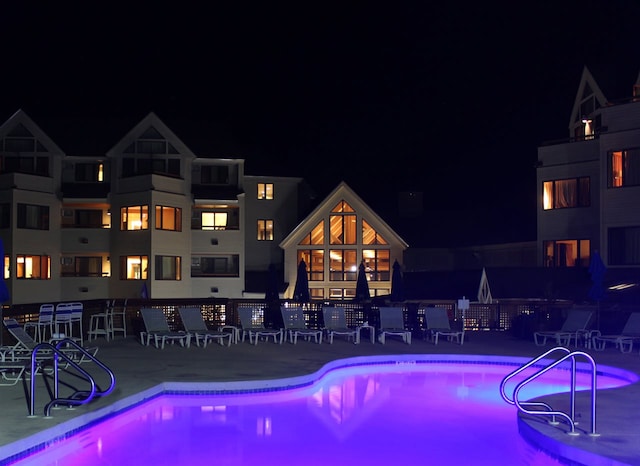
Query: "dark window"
17 203 49 230
609 227 640 265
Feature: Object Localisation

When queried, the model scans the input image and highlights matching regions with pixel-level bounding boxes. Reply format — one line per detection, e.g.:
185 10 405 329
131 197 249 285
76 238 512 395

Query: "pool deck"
0 331 639 465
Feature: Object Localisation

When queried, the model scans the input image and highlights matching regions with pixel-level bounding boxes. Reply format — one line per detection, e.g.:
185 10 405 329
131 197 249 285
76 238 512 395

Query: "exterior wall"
243 176 304 272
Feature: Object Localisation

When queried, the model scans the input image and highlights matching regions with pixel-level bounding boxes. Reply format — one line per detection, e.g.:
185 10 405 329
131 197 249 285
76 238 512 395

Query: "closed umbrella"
293 260 310 303
0 239 8 345
588 250 607 329
354 261 370 302
390 259 404 302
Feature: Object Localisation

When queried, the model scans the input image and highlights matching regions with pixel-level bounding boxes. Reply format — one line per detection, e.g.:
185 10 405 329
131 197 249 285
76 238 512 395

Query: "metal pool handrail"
500 346 599 436
29 340 116 417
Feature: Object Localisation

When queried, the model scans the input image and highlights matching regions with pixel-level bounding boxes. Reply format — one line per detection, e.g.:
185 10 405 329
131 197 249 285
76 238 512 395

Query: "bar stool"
88 300 112 341
110 298 127 338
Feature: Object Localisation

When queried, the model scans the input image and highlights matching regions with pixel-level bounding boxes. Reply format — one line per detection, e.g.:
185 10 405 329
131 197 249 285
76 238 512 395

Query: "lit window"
155 205 182 231
298 250 325 281
258 183 274 200
120 206 149 230
155 256 181 280
329 249 357 281
362 219 388 245
362 249 390 281
543 240 590 267
299 221 324 245
192 206 239 230
16 255 50 279
61 256 103 277
257 220 274 241
542 178 590 210
120 256 148 279
4 255 9 279
608 149 640 188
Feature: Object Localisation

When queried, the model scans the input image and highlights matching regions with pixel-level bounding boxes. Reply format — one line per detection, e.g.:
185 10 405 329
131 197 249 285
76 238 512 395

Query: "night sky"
2 2 640 246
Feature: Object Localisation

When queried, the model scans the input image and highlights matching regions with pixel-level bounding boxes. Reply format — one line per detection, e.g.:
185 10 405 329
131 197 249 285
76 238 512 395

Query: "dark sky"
2 2 640 246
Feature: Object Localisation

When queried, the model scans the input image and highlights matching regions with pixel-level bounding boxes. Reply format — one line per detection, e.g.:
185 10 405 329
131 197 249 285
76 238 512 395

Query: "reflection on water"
13 361 631 466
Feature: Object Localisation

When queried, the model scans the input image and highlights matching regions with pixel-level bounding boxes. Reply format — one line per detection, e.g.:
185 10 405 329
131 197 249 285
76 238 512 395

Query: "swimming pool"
3 354 636 465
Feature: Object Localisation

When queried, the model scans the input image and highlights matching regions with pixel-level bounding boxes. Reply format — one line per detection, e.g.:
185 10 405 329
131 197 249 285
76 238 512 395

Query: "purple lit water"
9 359 633 465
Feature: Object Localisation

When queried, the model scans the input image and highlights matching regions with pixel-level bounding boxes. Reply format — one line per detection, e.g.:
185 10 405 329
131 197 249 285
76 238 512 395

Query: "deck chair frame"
592 312 640 353
533 309 592 347
178 307 232 347
322 307 359 344
237 307 283 345
424 307 464 345
378 307 412 345
140 308 191 349
280 306 323 344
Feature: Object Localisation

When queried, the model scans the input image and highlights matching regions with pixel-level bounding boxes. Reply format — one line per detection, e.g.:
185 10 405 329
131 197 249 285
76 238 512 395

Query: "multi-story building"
0 110 405 304
537 66 640 270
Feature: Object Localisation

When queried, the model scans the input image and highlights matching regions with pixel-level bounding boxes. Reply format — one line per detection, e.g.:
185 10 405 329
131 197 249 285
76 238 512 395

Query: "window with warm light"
542 178 590 210
543 239 590 267
192 205 239 230
155 205 182 231
299 221 324 245
297 250 324 281
329 249 357 281
16 254 50 279
258 183 274 200
120 255 148 279
330 204 356 244
155 255 181 280
609 227 640 265
17 203 49 230
362 219 388 245
75 162 105 182
608 149 640 188
257 219 274 241
120 205 149 230
362 249 390 281
4 255 9 279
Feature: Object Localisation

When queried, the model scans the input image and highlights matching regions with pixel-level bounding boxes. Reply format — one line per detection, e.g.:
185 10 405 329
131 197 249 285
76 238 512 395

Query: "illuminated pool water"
4 355 637 465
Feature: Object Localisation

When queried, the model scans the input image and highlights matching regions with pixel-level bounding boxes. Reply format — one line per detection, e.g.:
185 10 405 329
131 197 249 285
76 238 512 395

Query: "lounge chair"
237 307 283 345
424 307 464 345
24 304 55 343
280 306 323 344
533 308 593 347
140 308 191 349
322 306 359 344
177 307 233 347
2 318 98 364
592 312 640 353
378 307 411 344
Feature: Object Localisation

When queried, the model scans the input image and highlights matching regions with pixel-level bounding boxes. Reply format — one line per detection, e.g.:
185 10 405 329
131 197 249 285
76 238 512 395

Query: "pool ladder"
28 339 116 417
499 347 598 436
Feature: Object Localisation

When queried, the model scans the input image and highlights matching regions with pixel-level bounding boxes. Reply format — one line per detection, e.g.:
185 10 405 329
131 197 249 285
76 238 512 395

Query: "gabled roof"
106 112 196 159
0 109 65 155
279 181 409 249
568 66 608 131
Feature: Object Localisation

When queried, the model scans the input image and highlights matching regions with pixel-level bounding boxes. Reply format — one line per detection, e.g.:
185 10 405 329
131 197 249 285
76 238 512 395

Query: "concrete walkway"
0 331 639 465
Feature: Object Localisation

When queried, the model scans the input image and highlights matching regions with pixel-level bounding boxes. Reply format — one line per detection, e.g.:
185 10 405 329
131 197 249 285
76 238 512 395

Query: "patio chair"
592 312 640 353
533 308 593 347
378 307 411 344
177 307 233 347
140 308 191 349
322 306 359 344
110 298 128 338
424 307 464 345
237 307 283 345
3 318 99 364
24 304 55 343
280 306 323 344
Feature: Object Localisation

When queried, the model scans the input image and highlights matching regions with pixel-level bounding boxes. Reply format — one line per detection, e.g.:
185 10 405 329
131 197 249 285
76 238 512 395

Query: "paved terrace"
0 331 639 465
